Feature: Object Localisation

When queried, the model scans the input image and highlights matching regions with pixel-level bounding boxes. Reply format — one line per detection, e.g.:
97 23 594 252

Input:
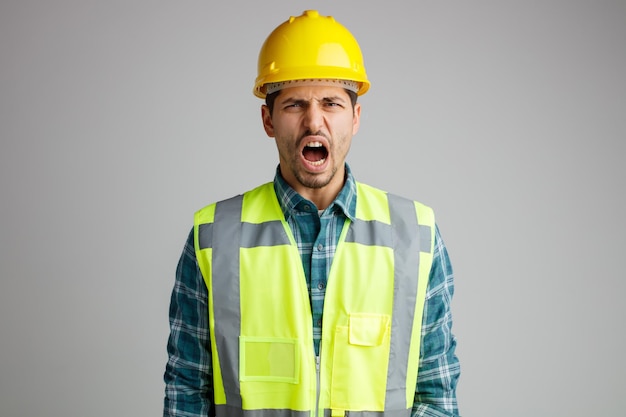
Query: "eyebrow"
279 95 348 106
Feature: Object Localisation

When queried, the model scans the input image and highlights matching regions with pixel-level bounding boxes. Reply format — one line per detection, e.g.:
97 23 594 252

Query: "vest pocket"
239 337 300 383
330 313 391 410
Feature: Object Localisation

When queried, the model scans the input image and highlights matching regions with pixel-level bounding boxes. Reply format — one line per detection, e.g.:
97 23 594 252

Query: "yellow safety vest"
194 182 435 417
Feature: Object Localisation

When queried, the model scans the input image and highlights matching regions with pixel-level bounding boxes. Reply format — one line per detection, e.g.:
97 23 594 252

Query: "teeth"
303 141 326 166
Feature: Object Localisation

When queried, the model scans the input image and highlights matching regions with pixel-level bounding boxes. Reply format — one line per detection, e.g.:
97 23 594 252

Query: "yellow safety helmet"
253 10 370 98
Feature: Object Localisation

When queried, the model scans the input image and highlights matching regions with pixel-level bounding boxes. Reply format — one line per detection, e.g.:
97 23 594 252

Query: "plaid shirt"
164 165 460 416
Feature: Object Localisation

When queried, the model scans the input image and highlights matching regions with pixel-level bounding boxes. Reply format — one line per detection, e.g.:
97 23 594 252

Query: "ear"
352 102 361 135
261 105 275 137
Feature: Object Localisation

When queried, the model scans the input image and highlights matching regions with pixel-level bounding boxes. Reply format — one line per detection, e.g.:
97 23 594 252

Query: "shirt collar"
273 164 357 222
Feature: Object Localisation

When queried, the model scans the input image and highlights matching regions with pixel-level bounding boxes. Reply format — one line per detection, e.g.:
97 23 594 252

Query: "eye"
321 97 346 109
282 101 305 111
323 101 345 110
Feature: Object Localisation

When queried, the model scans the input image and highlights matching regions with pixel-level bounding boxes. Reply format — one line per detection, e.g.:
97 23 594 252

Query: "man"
164 10 460 417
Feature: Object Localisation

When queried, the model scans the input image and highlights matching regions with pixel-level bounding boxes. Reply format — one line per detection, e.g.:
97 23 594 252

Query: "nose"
303 103 324 132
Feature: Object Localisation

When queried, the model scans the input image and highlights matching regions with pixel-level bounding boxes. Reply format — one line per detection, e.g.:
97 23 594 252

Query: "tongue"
303 147 327 162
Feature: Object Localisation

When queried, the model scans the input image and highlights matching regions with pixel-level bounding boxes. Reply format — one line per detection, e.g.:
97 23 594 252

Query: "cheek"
271 120 296 139
275 136 295 154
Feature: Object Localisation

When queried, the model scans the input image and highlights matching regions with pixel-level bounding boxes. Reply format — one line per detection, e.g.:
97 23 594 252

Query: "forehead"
276 85 351 101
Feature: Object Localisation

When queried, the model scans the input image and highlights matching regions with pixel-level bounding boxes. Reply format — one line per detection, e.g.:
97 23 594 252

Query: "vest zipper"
315 354 321 417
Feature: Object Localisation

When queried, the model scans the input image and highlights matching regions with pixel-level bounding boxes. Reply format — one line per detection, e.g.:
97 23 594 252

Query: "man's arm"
412 225 461 417
164 229 213 417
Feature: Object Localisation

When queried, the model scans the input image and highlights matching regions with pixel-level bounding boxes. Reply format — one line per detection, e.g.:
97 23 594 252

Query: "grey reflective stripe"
241 220 291 247
198 220 290 250
198 223 213 249
216 406 409 417
345 219 393 247
324 409 411 417
215 405 310 417
212 195 244 408
344 216 431 253
419 225 432 253
346 411 410 417
385 194 422 409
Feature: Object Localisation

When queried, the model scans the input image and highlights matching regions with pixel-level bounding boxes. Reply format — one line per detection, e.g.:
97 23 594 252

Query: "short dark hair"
265 89 358 117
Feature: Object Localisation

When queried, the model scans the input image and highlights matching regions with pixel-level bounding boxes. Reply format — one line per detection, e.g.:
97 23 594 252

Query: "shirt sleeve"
164 228 214 417
412 224 461 417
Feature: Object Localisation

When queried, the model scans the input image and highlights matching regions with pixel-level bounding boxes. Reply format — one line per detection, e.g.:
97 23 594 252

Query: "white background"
1 1 625 416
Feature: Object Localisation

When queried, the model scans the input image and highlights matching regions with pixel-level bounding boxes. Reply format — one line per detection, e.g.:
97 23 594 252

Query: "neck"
279 166 346 210
298 184 342 210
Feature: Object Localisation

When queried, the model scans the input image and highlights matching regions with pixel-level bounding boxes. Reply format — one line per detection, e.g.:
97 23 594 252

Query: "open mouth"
302 141 328 166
